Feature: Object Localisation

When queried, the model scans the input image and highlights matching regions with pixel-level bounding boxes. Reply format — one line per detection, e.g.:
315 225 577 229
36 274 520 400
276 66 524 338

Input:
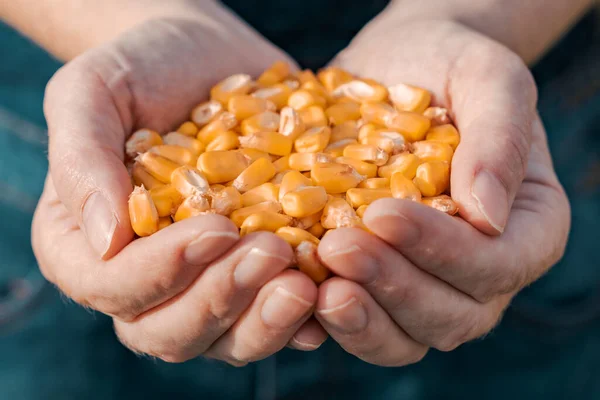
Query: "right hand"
31 16 326 364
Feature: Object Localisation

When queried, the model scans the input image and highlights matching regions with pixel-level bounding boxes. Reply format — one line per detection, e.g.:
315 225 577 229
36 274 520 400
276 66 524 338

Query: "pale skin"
1 0 588 365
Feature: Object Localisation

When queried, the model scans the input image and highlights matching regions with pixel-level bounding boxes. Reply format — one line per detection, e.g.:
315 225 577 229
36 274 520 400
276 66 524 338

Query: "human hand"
32 17 327 364
314 19 571 366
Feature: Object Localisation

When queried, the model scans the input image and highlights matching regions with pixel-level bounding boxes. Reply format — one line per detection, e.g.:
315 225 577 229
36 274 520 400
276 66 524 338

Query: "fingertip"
288 318 328 351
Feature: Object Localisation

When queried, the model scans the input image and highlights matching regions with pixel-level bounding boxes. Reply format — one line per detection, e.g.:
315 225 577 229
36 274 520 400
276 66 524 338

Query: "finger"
203 270 317 366
287 318 328 351
315 278 428 366
114 233 295 363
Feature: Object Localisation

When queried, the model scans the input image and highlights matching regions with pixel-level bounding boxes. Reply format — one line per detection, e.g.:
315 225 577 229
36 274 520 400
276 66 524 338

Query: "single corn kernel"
149 145 195 166
343 144 389 166
272 155 290 172
294 126 331 153
357 123 386 142
325 102 361 125
190 100 223 127
197 112 238 143
317 67 354 92
288 89 327 110
425 124 460 151
378 152 422 179
356 205 368 218
126 129 163 158
288 152 333 171
210 74 253 105
388 83 431 113
278 106 306 141
345 188 393 208
279 170 312 201
227 95 276 121
252 84 293 109
257 61 290 86
233 158 277 193
358 177 390 189
413 161 450 197
423 107 451 126
210 186 242 215
128 186 159 237
335 156 378 178
157 217 173 231
360 130 408 154
237 148 272 163
330 120 359 142
240 211 293 235
197 150 249 183
173 194 211 222
170 165 210 197
230 201 283 227
281 186 328 218
421 195 459 215
132 162 164 190
321 197 362 229
240 182 280 207
294 211 323 230
307 222 326 238
300 80 333 103
359 102 397 126
240 111 280 136
323 139 358 158
333 79 388 103
177 121 199 137
383 111 432 142
283 79 300 90
163 132 205 157
298 105 328 129
311 162 365 194
275 226 320 247
149 185 184 217
296 70 319 85
238 131 293 156
137 152 180 183
295 241 330 284
390 172 422 202
210 184 226 192
206 130 240 151
412 141 454 163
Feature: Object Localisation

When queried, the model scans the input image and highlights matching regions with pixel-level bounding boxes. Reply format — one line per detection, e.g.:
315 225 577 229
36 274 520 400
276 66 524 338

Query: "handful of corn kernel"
126 61 460 283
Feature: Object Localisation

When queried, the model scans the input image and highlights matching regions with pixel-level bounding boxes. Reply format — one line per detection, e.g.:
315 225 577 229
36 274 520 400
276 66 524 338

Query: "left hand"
314 18 571 366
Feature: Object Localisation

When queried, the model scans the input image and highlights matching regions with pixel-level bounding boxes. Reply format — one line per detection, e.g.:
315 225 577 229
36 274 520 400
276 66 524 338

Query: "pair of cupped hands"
32 11 570 366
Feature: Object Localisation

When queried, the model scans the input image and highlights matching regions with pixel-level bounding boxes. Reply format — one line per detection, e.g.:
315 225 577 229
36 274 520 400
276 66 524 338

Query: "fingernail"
82 192 117 257
323 245 378 283
261 287 313 329
184 231 239 265
290 335 324 351
234 248 291 288
364 207 421 247
471 169 508 233
318 297 367 334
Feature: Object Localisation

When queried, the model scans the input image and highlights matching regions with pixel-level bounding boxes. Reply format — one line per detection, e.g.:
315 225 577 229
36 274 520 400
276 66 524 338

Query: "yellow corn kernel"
240 182 279 207
275 226 320 247
210 186 242 215
279 170 312 201
238 131 293 156
240 111 280 136
359 102 397 126
358 177 390 189
206 130 240 151
360 130 408 154
288 89 327 110
345 188 393 208
300 80 333 103
296 70 319 85
425 124 460 151
197 150 249 184
335 156 378 178
278 106 306 141
132 162 164 190
126 129 163 158
281 186 328 218
272 155 290 172
412 141 454 163
240 211 293 235
257 61 290 86
210 184 226 192
177 121 199 137
388 83 431 113
342 144 389 166
423 107 451 126
210 73 253 105
294 126 331 153
298 105 328 129
170 165 210 197
270 170 290 184
163 132 205 157
230 201 283 227
149 185 183 217
307 222 326 238
311 162 365 194
383 111 432 142
317 67 354 92
323 139 358 158
325 102 361 125
421 195 459 215
173 194 211 222
252 84 293 110
157 217 173 231
378 152 422 179
357 123 386 142
233 158 277 193
330 120 359 142
237 148 272 163
288 152 333 171
129 186 159 237
283 79 300 90
333 79 388 103
190 100 223 127
295 241 330 284
294 210 323 230
149 145 195 166
227 95 276 121
390 172 422 202
321 196 362 229
356 205 368 218
137 152 180 183
413 161 450 197
197 112 238 144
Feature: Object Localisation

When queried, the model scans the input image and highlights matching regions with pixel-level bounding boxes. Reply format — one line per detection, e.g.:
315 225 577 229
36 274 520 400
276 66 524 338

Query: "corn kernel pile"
126 61 460 283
